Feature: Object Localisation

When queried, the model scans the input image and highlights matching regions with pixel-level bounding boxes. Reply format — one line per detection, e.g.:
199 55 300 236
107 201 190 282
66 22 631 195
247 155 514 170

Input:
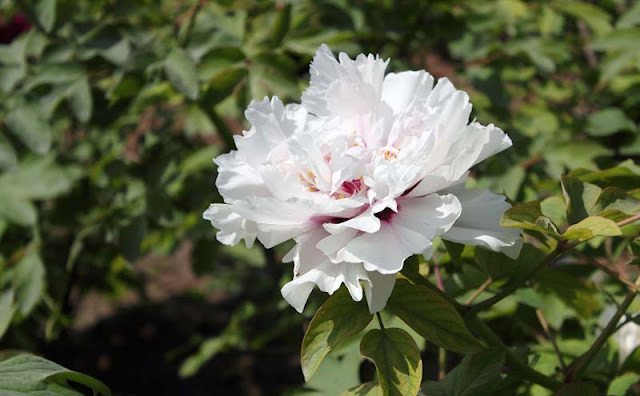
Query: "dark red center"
375 207 396 223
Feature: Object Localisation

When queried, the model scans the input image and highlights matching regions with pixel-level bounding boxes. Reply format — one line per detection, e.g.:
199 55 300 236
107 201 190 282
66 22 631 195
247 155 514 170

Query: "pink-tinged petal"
202 204 257 248
363 272 397 313
323 208 381 234
442 187 522 259
382 71 434 114
343 194 461 274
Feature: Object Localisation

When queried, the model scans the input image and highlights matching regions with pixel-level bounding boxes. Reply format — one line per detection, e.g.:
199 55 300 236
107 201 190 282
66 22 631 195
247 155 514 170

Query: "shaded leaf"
0 288 15 340
535 268 601 317
35 0 57 33
5 105 52 154
561 176 601 224
500 201 559 235
387 279 482 353
421 347 505 396
165 47 199 100
555 382 600 396
341 381 382 396
585 108 636 137
13 250 45 316
0 134 16 170
0 353 110 395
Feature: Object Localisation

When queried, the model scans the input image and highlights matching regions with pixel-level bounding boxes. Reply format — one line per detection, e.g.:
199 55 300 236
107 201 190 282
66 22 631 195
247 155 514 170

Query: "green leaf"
13 250 45 316
270 4 291 46
165 47 199 100
591 28 640 51
552 0 611 35
35 0 57 33
555 382 600 396
0 193 37 226
535 268 601 317
5 105 52 154
342 381 382 396
618 1 640 28
0 64 26 92
545 142 612 178
500 201 559 235
0 288 15 340
585 108 636 136
201 66 247 106
0 155 83 200
421 347 505 396
301 286 373 381
562 216 622 241
360 328 422 396
0 134 16 170
197 47 245 82
570 163 640 191
607 372 640 396
68 77 92 122
0 353 111 395
387 279 482 353
561 176 602 224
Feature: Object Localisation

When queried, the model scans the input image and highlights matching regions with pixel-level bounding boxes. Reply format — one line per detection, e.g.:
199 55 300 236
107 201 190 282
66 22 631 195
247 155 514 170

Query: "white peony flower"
203 44 522 314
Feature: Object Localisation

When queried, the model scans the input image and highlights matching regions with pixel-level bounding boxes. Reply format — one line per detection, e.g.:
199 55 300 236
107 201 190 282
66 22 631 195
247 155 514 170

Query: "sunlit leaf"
360 328 422 396
301 287 372 381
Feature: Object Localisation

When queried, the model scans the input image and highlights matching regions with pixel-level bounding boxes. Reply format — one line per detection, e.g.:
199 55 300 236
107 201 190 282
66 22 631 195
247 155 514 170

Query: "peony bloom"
204 45 522 314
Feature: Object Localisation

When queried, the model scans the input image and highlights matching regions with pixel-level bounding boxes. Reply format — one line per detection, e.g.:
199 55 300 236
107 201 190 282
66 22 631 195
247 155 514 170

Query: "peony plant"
204 44 521 314
203 45 640 395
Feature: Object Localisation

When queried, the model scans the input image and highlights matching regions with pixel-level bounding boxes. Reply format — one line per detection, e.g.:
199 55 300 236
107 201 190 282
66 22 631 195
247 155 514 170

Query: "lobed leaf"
301 287 373 381
360 328 422 396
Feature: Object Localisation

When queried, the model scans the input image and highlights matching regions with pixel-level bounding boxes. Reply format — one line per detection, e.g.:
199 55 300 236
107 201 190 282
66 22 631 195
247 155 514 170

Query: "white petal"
281 260 370 313
323 208 380 234
441 122 512 180
441 188 522 258
215 151 269 201
363 271 397 313
202 204 257 248
301 44 388 117
382 70 434 114
234 97 304 167
344 193 461 274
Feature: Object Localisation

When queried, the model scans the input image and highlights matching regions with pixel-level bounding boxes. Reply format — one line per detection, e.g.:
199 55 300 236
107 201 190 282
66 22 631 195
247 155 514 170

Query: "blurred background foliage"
0 0 639 395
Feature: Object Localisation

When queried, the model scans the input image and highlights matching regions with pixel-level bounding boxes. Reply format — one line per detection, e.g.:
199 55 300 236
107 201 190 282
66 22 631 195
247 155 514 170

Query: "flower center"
375 207 396 223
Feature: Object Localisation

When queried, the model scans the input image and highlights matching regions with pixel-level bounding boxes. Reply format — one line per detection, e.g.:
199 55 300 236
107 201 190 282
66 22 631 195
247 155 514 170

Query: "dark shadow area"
44 296 305 396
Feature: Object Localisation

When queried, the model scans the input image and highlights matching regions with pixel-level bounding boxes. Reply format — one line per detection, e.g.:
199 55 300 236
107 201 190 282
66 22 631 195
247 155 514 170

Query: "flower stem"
376 312 386 331
536 309 567 372
465 277 492 305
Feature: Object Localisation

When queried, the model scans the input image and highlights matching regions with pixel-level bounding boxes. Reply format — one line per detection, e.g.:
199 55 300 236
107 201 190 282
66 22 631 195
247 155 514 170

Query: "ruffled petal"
202 204 257 248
